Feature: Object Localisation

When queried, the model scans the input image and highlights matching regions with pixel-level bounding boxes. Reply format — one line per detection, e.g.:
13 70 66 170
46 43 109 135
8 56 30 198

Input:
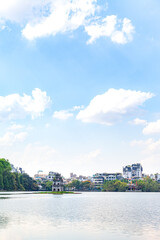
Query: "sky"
0 0 160 177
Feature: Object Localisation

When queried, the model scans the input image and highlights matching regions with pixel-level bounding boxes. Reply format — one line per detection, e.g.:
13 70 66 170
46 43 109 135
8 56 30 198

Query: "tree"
103 180 127 192
81 181 94 191
21 173 38 191
45 181 53 191
66 180 81 190
0 158 38 191
0 174 3 190
137 177 160 192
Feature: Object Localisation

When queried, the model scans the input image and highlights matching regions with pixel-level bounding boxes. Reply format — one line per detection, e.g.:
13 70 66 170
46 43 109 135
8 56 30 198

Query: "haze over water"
0 192 160 240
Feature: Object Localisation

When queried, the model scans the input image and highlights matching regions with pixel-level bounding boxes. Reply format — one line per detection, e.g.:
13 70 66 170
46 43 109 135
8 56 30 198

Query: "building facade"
47 171 57 180
93 173 123 188
123 163 143 180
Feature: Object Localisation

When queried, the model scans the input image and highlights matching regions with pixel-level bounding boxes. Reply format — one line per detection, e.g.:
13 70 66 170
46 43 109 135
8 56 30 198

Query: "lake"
0 192 160 240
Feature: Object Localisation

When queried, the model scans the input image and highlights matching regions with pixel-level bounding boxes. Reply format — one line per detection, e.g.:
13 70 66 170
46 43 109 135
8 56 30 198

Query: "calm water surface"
0 192 160 240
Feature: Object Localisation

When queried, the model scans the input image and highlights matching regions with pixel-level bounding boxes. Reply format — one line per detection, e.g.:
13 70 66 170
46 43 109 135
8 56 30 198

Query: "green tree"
45 181 53 191
103 180 127 192
21 173 38 191
0 174 4 190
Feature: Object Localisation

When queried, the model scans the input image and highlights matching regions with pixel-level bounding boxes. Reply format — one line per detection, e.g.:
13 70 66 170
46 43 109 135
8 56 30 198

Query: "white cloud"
76 88 154 125
0 131 27 146
6 143 57 175
0 0 134 44
143 120 160 135
75 149 101 165
85 149 101 160
8 124 24 130
131 138 160 173
72 105 84 110
22 0 97 40
53 110 73 120
53 105 83 120
85 15 134 44
0 0 46 23
45 123 51 128
130 118 147 126
0 88 51 121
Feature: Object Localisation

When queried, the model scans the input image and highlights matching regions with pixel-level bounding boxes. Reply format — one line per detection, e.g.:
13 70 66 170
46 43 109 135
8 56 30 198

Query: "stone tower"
52 173 64 192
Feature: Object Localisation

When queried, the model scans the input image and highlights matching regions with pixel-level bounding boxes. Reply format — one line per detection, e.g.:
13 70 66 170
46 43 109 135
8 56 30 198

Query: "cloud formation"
130 118 147 126
77 88 154 125
7 143 57 175
0 88 51 121
0 0 134 44
143 120 160 135
53 110 73 120
130 137 160 172
53 105 83 120
85 15 134 44
0 131 27 146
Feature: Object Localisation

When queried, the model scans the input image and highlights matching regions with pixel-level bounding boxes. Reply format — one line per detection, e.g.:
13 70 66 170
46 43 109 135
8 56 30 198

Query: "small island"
38 191 75 194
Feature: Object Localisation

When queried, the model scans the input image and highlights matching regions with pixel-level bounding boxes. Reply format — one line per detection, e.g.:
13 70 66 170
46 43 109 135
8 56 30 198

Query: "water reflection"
0 192 160 240
0 215 9 229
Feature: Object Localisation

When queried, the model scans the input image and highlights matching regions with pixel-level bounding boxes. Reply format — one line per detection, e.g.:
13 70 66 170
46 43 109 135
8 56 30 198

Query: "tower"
52 173 64 192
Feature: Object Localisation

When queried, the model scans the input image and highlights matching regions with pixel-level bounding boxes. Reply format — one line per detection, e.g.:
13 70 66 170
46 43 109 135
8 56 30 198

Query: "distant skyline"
0 0 160 177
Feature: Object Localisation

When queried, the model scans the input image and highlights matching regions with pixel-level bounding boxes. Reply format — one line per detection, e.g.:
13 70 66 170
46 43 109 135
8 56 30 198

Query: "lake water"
0 192 160 240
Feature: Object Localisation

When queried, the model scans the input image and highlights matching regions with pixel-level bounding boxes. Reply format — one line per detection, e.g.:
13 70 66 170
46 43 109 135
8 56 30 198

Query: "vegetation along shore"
1 158 160 192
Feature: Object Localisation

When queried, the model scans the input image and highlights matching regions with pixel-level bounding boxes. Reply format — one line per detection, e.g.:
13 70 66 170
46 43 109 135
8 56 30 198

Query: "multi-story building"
93 173 104 188
93 173 123 188
123 163 143 180
47 171 57 180
34 170 47 182
104 173 122 181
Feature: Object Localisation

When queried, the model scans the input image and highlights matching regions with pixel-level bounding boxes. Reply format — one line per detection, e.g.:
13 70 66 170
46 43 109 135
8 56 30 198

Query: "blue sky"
0 0 160 177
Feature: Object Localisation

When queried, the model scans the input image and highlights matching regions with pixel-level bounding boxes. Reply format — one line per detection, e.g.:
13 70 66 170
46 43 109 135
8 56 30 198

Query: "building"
11 164 25 174
123 163 143 180
104 173 123 181
93 173 123 189
47 171 57 180
150 173 160 182
70 173 77 179
93 173 104 188
34 170 47 182
52 173 64 192
150 174 155 180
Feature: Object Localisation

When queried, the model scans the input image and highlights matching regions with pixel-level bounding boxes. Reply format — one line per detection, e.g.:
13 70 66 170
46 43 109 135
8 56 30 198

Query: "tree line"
64 178 160 192
0 158 38 191
65 180 94 191
103 178 160 192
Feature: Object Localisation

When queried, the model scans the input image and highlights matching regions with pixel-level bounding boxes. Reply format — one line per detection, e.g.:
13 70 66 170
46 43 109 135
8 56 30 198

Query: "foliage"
103 178 160 192
20 173 38 191
0 158 38 191
136 177 160 192
45 181 53 191
103 180 127 192
65 180 94 191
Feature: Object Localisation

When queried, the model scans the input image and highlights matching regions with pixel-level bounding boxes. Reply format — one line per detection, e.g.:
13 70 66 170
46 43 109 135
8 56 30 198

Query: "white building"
93 173 123 188
93 173 104 188
47 171 57 180
104 174 117 181
11 164 24 174
123 163 143 179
